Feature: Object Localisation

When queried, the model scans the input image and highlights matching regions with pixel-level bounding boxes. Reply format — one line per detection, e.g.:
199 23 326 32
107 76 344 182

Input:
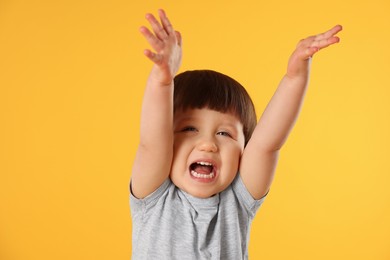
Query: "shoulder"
130 178 173 210
221 174 267 217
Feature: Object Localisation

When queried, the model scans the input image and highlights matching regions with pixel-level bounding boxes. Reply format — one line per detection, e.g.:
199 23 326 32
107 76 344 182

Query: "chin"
170 175 220 198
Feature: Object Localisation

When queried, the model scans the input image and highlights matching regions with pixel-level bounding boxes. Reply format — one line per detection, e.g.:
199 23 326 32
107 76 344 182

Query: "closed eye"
181 126 197 132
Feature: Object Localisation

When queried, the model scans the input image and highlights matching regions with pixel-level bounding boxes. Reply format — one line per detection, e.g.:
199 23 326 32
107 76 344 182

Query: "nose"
197 137 218 153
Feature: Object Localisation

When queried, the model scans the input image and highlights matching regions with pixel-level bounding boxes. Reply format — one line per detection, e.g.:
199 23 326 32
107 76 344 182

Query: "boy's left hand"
287 25 342 78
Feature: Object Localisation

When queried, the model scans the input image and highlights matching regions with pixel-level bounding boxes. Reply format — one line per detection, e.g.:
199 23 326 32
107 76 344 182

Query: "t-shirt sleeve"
232 174 267 218
129 178 171 216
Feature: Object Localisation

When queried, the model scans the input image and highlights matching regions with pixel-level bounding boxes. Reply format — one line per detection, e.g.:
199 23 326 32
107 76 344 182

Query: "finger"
158 9 174 35
297 35 316 48
315 25 343 41
311 25 342 50
139 26 164 52
145 12 168 41
299 25 342 50
175 31 182 47
305 46 320 58
314 35 340 50
143 49 162 64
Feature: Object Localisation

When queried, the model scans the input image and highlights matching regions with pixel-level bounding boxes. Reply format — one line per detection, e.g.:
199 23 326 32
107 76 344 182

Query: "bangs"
174 70 241 115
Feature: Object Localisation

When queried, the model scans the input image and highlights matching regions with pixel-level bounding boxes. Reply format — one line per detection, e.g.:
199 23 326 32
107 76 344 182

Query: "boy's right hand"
140 9 182 86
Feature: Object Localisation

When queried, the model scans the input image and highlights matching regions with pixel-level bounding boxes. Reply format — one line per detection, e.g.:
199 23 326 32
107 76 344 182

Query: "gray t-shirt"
130 174 266 260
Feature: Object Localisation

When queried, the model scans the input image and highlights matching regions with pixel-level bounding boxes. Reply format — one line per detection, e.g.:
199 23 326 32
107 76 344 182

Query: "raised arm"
131 9 182 198
240 25 342 199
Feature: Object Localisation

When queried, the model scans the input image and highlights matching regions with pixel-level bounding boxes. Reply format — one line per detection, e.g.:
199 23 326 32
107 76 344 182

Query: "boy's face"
171 108 245 198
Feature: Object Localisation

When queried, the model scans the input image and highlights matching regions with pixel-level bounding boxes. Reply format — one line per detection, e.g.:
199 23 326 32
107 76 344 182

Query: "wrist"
282 74 309 90
147 66 175 88
286 55 312 79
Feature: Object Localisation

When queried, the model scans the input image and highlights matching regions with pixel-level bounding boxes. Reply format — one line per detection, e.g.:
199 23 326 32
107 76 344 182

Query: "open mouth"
189 161 216 179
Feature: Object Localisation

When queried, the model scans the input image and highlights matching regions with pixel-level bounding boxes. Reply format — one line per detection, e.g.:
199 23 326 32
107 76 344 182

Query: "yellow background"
1 0 389 259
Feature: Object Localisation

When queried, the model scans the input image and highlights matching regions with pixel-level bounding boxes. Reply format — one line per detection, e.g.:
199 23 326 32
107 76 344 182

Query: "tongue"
193 165 213 174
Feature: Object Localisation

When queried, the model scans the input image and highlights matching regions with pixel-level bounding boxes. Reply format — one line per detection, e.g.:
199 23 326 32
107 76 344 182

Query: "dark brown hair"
173 70 257 145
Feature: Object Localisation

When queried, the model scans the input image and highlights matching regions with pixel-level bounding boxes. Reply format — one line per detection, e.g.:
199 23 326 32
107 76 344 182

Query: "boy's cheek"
172 137 183 150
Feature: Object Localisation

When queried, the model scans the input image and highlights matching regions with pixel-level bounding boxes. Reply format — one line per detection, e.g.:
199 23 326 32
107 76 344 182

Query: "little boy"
130 9 342 259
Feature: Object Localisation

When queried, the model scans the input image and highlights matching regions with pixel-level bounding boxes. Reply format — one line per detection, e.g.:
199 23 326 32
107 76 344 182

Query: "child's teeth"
198 162 212 166
191 170 215 179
